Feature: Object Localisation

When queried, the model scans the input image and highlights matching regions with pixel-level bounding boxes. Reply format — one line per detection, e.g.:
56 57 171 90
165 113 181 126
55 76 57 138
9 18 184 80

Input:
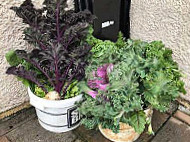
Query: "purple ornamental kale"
6 0 94 98
87 64 114 98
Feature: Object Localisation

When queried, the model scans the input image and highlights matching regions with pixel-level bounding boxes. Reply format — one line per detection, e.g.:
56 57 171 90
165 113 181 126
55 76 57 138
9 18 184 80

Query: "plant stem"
51 43 61 93
62 66 78 98
56 0 61 43
59 61 73 93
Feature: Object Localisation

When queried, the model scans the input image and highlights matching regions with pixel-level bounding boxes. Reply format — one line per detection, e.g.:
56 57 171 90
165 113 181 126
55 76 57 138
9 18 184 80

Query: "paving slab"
5 117 78 142
0 104 182 142
0 107 36 136
74 126 110 142
152 117 190 142
135 110 170 142
74 110 170 142
174 110 190 125
151 110 170 132
136 102 178 142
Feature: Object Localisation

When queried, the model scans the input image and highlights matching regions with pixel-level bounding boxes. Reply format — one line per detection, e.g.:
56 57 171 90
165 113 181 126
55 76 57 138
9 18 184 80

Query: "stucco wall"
0 0 74 113
130 0 190 101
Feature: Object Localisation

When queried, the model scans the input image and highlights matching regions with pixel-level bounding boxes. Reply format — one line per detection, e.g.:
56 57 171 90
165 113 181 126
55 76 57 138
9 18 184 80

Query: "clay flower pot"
99 108 153 142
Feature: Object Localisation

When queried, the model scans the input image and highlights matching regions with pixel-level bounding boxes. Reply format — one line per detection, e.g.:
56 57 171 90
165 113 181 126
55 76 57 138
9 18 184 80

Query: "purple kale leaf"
7 0 94 98
6 66 48 93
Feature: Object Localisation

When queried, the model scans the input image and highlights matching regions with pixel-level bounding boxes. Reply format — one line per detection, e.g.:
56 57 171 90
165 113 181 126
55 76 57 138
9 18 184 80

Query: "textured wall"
0 0 74 113
130 0 190 101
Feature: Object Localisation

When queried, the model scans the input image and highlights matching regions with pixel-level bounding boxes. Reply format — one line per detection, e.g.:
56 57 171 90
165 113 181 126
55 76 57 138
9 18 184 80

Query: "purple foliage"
6 0 94 98
87 91 98 99
6 66 48 93
87 64 114 98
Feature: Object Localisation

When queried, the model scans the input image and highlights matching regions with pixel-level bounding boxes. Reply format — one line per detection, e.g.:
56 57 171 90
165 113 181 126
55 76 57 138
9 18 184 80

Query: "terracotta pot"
99 108 153 142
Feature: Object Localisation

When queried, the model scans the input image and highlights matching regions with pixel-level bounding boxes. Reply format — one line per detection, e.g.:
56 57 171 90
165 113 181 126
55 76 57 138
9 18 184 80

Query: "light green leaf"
17 77 30 87
5 50 22 66
128 111 146 133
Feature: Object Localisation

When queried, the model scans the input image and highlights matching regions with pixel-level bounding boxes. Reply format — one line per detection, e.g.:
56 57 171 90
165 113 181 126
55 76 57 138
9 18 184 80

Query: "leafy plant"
6 0 94 99
64 81 79 99
78 31 186 133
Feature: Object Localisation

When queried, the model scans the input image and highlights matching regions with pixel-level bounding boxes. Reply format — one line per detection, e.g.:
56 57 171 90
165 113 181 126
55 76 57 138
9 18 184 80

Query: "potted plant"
5 0 94 133
78 30 186 142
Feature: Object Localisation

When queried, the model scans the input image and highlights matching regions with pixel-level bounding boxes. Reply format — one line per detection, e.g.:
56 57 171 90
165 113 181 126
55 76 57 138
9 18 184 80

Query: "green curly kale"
143 41 186 111
79 32 186 134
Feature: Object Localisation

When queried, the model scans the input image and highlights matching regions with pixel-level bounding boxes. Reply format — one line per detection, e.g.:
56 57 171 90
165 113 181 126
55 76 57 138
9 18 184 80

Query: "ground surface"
0 104 190 142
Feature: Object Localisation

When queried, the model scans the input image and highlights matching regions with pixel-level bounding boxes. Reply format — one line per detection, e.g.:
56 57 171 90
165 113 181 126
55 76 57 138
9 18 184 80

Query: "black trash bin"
74 0 131 41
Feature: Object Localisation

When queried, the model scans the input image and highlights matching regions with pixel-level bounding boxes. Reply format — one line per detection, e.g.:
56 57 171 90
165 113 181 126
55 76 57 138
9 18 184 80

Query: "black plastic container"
74 0 131 41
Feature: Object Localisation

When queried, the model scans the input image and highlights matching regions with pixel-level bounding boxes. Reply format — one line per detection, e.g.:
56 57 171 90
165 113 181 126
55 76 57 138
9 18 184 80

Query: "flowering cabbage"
80 64 113 98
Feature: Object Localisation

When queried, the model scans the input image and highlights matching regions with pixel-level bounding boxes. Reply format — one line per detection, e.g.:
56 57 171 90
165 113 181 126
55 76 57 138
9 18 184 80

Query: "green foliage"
81 117 98 130
17 77 31 87
6 50 35 88
64 81 79 99
33 80 79 99
35 86 46 98
127 111 146 133
78 32 186 134
144 72 179 112
6 50 22 66
34 85 54 98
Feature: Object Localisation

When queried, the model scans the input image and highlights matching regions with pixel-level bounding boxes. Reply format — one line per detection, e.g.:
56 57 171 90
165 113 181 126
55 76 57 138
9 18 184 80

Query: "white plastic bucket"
28 87 83 133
